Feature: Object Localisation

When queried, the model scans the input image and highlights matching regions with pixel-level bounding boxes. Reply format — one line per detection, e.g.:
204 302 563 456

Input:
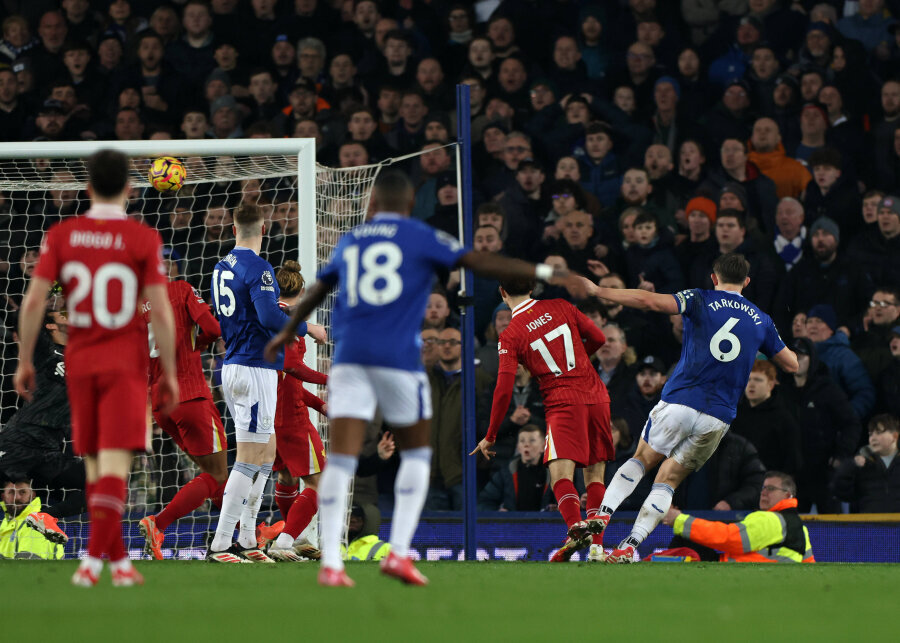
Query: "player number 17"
529 324 576 376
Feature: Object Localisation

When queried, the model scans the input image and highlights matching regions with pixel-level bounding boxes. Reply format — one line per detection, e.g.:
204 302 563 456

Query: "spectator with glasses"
852 287 900 381
427 327 491 510
662 471 815 563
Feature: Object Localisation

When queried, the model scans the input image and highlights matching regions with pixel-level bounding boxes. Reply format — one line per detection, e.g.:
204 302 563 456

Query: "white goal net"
0 139 385 559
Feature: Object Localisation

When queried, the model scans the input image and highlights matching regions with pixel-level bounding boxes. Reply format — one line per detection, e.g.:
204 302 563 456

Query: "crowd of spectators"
0 0 898 517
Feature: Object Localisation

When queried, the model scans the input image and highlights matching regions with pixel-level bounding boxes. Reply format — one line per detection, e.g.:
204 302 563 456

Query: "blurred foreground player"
207 204 325 563
139 258 227 560
578 253 798 563
15 148 179 586
263 261 328 562
266 171 587 587
471 276 613 563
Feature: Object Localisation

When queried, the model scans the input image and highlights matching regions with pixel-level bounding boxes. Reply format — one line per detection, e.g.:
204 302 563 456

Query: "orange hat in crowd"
685 196 717 223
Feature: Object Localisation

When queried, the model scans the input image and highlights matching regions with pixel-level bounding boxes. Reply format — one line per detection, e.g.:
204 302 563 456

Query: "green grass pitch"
8 561 896 641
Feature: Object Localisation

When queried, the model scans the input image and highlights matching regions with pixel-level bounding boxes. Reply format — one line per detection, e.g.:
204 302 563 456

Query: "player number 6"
709 317 741 363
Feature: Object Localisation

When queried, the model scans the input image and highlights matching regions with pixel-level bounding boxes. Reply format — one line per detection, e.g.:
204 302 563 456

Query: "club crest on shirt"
261 270 274 286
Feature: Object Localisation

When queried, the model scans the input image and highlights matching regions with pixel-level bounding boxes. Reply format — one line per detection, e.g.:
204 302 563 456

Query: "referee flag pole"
455 83 477 561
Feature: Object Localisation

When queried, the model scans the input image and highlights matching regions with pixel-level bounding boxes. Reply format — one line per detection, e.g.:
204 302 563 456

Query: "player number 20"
709 317 741 362
529 324 576 376
343 242 403 307
60 261 137 329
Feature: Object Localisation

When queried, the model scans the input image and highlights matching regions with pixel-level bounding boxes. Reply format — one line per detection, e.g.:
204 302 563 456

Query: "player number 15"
212 269 236 317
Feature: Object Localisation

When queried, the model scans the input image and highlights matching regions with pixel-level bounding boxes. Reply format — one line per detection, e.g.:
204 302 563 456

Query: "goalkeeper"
660 471 815 563
0 290 82 544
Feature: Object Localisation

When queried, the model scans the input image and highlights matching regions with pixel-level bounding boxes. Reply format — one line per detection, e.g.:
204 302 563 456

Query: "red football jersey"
276 302 327 433
142 280 220 408
34 207 166 377
498 298 609 407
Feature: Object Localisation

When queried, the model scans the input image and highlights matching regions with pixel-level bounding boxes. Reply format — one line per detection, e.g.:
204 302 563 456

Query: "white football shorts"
222 364 278 444
641 401 729 470
328 364 432 427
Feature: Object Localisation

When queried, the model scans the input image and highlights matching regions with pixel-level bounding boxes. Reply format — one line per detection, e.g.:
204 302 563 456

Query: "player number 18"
343 242 403 307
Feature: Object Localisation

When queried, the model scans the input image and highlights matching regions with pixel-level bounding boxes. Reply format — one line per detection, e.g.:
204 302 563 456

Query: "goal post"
0 138 389 558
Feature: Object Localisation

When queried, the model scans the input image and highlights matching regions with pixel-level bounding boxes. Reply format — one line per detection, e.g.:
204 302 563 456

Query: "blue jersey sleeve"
759 316 787 358
417 223 467 269
672 289 702 318
248 262 291 333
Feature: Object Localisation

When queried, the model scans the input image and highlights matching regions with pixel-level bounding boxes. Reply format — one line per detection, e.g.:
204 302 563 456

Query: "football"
148 156 186 192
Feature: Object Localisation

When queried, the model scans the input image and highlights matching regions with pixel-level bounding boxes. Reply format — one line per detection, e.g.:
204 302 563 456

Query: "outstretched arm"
470 370 516 459
458 251 588 299
578 276 679 314
264 280 332 362
771 347 799 374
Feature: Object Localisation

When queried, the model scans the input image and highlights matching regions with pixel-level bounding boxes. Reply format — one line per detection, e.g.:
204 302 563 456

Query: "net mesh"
0 152 384 559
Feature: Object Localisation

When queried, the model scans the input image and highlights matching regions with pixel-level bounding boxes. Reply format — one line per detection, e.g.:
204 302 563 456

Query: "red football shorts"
273 418 326 478
543 402 613 467
68 371 150 455
153 397 226 457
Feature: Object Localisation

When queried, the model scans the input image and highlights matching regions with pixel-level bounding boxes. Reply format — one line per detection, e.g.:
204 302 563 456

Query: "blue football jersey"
318 213 468 371
212 247 297 369
662 289 786 423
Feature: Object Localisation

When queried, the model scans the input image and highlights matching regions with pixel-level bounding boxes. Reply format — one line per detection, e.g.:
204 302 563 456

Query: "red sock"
283 488 317 539
88 476 126 561
156 473 219 531
211 482 225 509
552 478 582 529
586 482 607 545
274 482 299 520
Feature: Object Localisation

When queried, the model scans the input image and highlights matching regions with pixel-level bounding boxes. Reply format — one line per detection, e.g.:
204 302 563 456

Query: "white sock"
109 557 133 573
273 531 294 550
318 454 357 571
81 556 103 576
238 463 272 549
211 462 258 552
389 447 432 558
625 483 674 547
599 458 645 515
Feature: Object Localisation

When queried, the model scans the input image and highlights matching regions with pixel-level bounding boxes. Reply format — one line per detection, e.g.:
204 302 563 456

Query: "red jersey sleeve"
283 339 328 385
181 282 220 347
496 329 520 376
300 387 326 414
571 305 607 355
485 371 515 443
33 228 60 282
141 228 168 287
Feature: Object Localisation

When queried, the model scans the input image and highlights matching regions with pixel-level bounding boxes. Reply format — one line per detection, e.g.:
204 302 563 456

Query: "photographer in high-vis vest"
662 471 815 563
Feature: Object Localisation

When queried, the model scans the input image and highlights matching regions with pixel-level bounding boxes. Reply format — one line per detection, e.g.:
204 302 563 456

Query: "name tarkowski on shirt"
707 297 762 325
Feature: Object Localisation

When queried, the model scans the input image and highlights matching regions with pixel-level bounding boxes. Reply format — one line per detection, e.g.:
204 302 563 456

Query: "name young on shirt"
353 224 398 239
224 253 237 267
525 313 553 333
69 231 125 250
707 298 762 325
